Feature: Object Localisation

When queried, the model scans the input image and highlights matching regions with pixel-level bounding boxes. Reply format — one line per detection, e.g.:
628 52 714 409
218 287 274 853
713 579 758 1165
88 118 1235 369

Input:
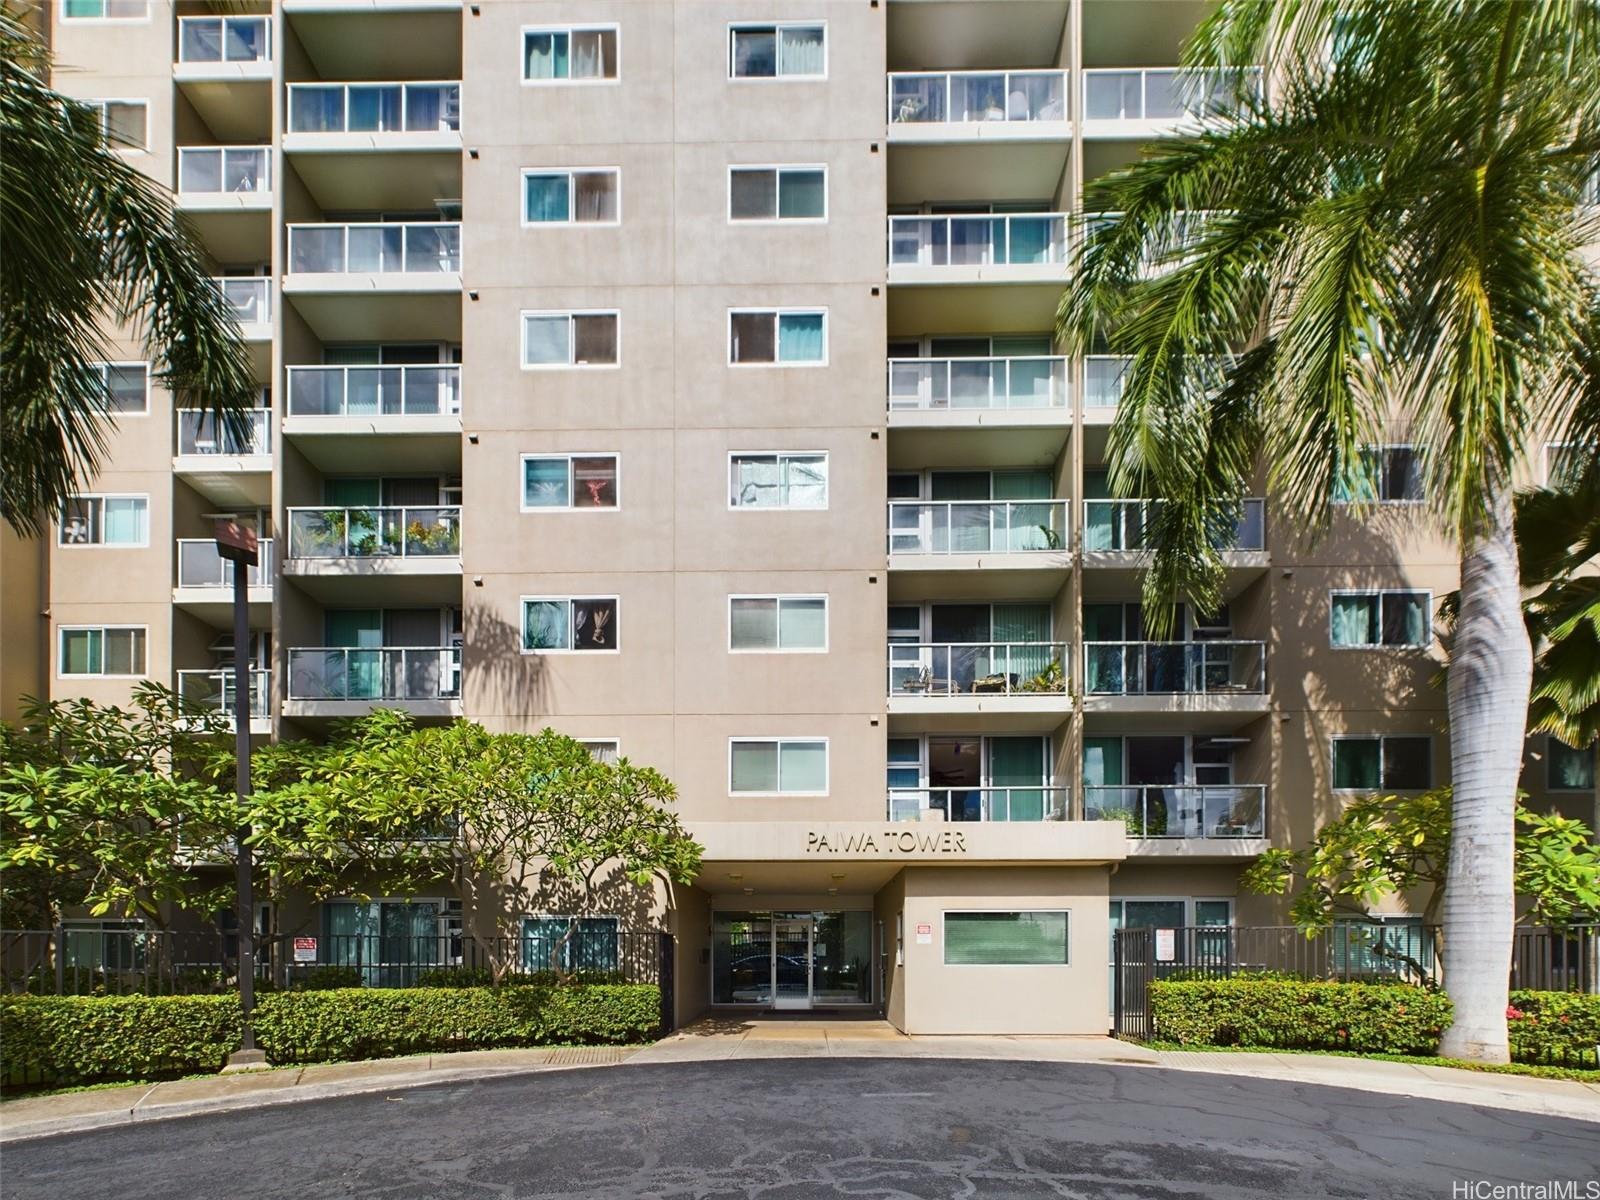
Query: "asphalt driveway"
5 1058 1596 1199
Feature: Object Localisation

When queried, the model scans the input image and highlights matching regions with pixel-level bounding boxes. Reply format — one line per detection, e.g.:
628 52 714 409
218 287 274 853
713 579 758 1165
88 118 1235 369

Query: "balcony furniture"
971 674 1011 693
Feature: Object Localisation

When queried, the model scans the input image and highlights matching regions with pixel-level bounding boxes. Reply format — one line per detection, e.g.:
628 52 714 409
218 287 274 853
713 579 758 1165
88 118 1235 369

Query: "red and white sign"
292 937 317 963
915 923 933 945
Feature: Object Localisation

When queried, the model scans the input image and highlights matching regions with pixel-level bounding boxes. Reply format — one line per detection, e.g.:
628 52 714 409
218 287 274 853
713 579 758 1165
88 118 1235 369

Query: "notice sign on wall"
1154 929 1177 962
916 923 933 945
293 937 317 963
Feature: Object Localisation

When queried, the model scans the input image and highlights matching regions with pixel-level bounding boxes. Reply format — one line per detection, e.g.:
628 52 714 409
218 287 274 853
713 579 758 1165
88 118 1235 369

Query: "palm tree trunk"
1439 484 1531 1063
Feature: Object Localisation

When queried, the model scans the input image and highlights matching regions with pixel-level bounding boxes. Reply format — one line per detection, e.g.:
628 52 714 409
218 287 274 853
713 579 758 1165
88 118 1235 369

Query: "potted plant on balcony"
1019 659 1065 694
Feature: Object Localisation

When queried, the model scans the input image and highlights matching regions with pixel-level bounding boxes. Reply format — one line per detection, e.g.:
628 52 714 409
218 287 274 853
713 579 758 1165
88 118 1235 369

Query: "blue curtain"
524 174 571 223
777 313 824 362
526 31 569 79
1331 594 1377 646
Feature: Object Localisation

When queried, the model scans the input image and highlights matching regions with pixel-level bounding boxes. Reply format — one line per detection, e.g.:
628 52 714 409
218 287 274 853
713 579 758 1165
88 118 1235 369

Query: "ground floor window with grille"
320 900 449 986
522 916 619 974
1329 917 1435 980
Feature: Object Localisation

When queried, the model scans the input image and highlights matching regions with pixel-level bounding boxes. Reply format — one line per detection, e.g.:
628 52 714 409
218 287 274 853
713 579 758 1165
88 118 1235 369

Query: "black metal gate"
1112 927 1153 1039
657 930 676 1035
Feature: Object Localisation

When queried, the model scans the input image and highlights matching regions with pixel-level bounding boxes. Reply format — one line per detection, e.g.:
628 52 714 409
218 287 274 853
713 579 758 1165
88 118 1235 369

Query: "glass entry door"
772 915 813 1009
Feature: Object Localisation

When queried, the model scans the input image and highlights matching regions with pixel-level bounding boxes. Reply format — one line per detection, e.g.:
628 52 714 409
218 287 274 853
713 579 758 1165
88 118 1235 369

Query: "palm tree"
1059 0 1599 1062
0 9 256 537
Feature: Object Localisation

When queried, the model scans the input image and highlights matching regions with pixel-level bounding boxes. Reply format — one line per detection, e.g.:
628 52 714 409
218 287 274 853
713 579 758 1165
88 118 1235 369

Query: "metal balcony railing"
287 223 461 275
286 365 461 418
1084 355 1131 408
1082 640 1267 696
1081 67 1263 122
286 506 461 559
887 356 1068 411
286 82 461 135
176 15 271 64
888 641 1068 697
887 70 1067 125
1082 498 1265 552
176 408 270 456
287 646 461 702
887 786 1069 823
176 538 272 588
887 500 1068 555
175 668 271 720
888 214 1069 268
1084 783 1266 838
177 146 270 195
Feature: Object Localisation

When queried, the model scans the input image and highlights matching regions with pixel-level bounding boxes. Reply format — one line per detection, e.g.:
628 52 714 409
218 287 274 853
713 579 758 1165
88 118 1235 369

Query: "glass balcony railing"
211 277 270 325
1084 783 1266 838
888 214 1069 268
176 538 271 588
176 669 271 720
287 224 462 275
887 500 1068 555
286 506 461 559
176 408 270 456
177 146 270 195
287 83 461 134
1081 67 1263 123
887 356 1068 411
888 786 1069 823
1084 355 1131 408
287 646 461 702
1082 640 1267 696
887 70 1067 125
177 15 271 64
286 365 461 418
888 641 1068 696
1082 498 1265 552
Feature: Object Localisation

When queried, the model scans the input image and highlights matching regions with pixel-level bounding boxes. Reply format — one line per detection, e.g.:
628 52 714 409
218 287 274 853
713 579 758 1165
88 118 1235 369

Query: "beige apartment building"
5 0 1595 1035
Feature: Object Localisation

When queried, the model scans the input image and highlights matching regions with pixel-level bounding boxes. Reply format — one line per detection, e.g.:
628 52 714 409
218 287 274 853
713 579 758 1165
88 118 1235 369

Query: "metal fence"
1112 924 1598 1039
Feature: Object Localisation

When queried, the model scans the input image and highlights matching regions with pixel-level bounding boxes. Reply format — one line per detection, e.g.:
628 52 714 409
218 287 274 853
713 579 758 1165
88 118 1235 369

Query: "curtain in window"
781 456 827 507
1331 448 1379 502
777 313 824 362
779 741 827 792
777 171 825 219
524 600 569 650
290 87 343 133
733 29 777 77
987 736 1045 820
523 458 571 507
321 901 380 975
525 31 568 79
993 470 1055 551
524 316 571 365
733 456 779 506
347 86 402 133
62 629 101 674
1330 594 1376 646
1332 739 1380 789
1006 216 1052 264
572 314 618 365
524 174 570 223
777 26 824 75
573 172 617 222
778 598 826 648
1082 735 1124 817
1382 592 1429 646
523 917 618 973
992 603 1051 684
570 30 614 79
103 498 146 544
405 86 446 132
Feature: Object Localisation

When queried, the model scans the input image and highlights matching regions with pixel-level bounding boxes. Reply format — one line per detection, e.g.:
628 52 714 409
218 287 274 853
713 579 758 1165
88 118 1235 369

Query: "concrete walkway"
5 1018 1597 1143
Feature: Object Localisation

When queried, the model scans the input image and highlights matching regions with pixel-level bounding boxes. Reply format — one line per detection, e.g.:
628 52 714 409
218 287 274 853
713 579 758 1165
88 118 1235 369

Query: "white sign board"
1154 928 1177 962
916 923 933 945
293 937 317 963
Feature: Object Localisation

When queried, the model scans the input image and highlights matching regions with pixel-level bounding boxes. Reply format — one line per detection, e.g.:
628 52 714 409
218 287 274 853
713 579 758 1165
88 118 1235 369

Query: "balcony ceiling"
283 428 462 474
284 150 462 213
282 289 463 342
887 421 1070 470
888 283 1067 339
284 10 461 79
182 209 273 266
176 79 271 144
888 142 1069 208
1079 0 1213 69
888 1 1070 71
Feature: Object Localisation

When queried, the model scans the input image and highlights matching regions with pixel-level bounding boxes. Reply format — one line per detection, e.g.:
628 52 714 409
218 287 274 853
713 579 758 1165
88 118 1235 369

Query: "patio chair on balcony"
970 673 1015 694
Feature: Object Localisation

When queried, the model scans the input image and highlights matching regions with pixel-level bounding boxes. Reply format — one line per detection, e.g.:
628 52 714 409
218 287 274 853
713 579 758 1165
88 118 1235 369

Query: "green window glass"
944 911 1069 965
1332 738 1381 789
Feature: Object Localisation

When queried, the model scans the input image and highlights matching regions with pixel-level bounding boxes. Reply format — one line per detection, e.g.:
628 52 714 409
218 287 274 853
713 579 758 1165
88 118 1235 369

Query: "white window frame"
1328 588 1433 649
520 167 622 228
727 21 829 81
1331 443 1427 505
58 493 150 548
727 594 829 654
59 0 149 21
727 308 829 368
519 595 622 654
726 450 830 511
519 310 621 370
520 24 622 86
1546 736 1596 793
95 361 150 416
57 625 149 678
1330 734 1434 792
941 909 1071 967
727 736 830 796
82 98 149 152
519 453 622 512
726 164 829 224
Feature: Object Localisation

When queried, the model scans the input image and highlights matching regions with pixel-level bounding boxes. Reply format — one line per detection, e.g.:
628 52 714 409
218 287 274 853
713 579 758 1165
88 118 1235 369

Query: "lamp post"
214 518 267 1070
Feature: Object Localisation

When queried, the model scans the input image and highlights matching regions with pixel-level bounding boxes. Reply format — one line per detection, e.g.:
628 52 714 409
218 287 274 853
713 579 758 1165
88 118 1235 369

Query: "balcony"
1080 67 1263 140
1080 498 1268 599
1085 784 1267 857
284 82 461 151
176 146 271 212
173 538 273 624
283 365 461 471
886 356 1070 463
887 499 1069 600
281 4 462 97
283 506 462 600
212 277 271 341
176 668 272 736
887 71 1068 140
888 640 1068 729
284 646 461 720
283 223 461 340
888 785 1070 823
1082 640 1268 724
1083 355 1129 420
888 214 1070 286
175 15 272 75
172 409 271 506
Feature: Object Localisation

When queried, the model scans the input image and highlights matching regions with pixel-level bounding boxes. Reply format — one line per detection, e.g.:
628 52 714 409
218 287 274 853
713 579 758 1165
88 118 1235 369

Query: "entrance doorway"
712 910 874 1009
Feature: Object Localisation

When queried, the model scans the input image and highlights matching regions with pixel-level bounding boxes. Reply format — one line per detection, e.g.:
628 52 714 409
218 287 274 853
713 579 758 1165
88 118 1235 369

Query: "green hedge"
1508 990 1600 1067
1149 979 1452 1055
1 984 661 1087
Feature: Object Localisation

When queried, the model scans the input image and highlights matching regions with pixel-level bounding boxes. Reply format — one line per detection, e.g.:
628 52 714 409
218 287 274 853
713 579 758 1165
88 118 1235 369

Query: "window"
82 100 147 150
95 362 148 413
59 495 149 546
1332 736 1432 790
59 626 147 676
522 169 620 225
522 916 619 972
728 452 828 509
522 597 619 652
729 309 826 365
1548 737 1595 791
944 911 1068 965
521 311 619 368
729 738 828 795
1329 916 1435 979
728 166 827 222
729 595 827 651
521 454 619 510
729 23 826 79
1329 590 1431 648
580 739 620 764
1333 446 1425 503
62 0 146 18
523 25 619 82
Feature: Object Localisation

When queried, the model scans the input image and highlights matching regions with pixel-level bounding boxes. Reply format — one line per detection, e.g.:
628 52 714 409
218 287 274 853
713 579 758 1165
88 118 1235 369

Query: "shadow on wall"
462 602 551 723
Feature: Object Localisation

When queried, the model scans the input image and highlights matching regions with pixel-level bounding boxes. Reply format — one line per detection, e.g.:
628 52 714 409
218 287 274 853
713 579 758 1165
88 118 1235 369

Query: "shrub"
412 966 626 988
1149 978 1452 1055
1507 990 1600 1067
0 993 241 1087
